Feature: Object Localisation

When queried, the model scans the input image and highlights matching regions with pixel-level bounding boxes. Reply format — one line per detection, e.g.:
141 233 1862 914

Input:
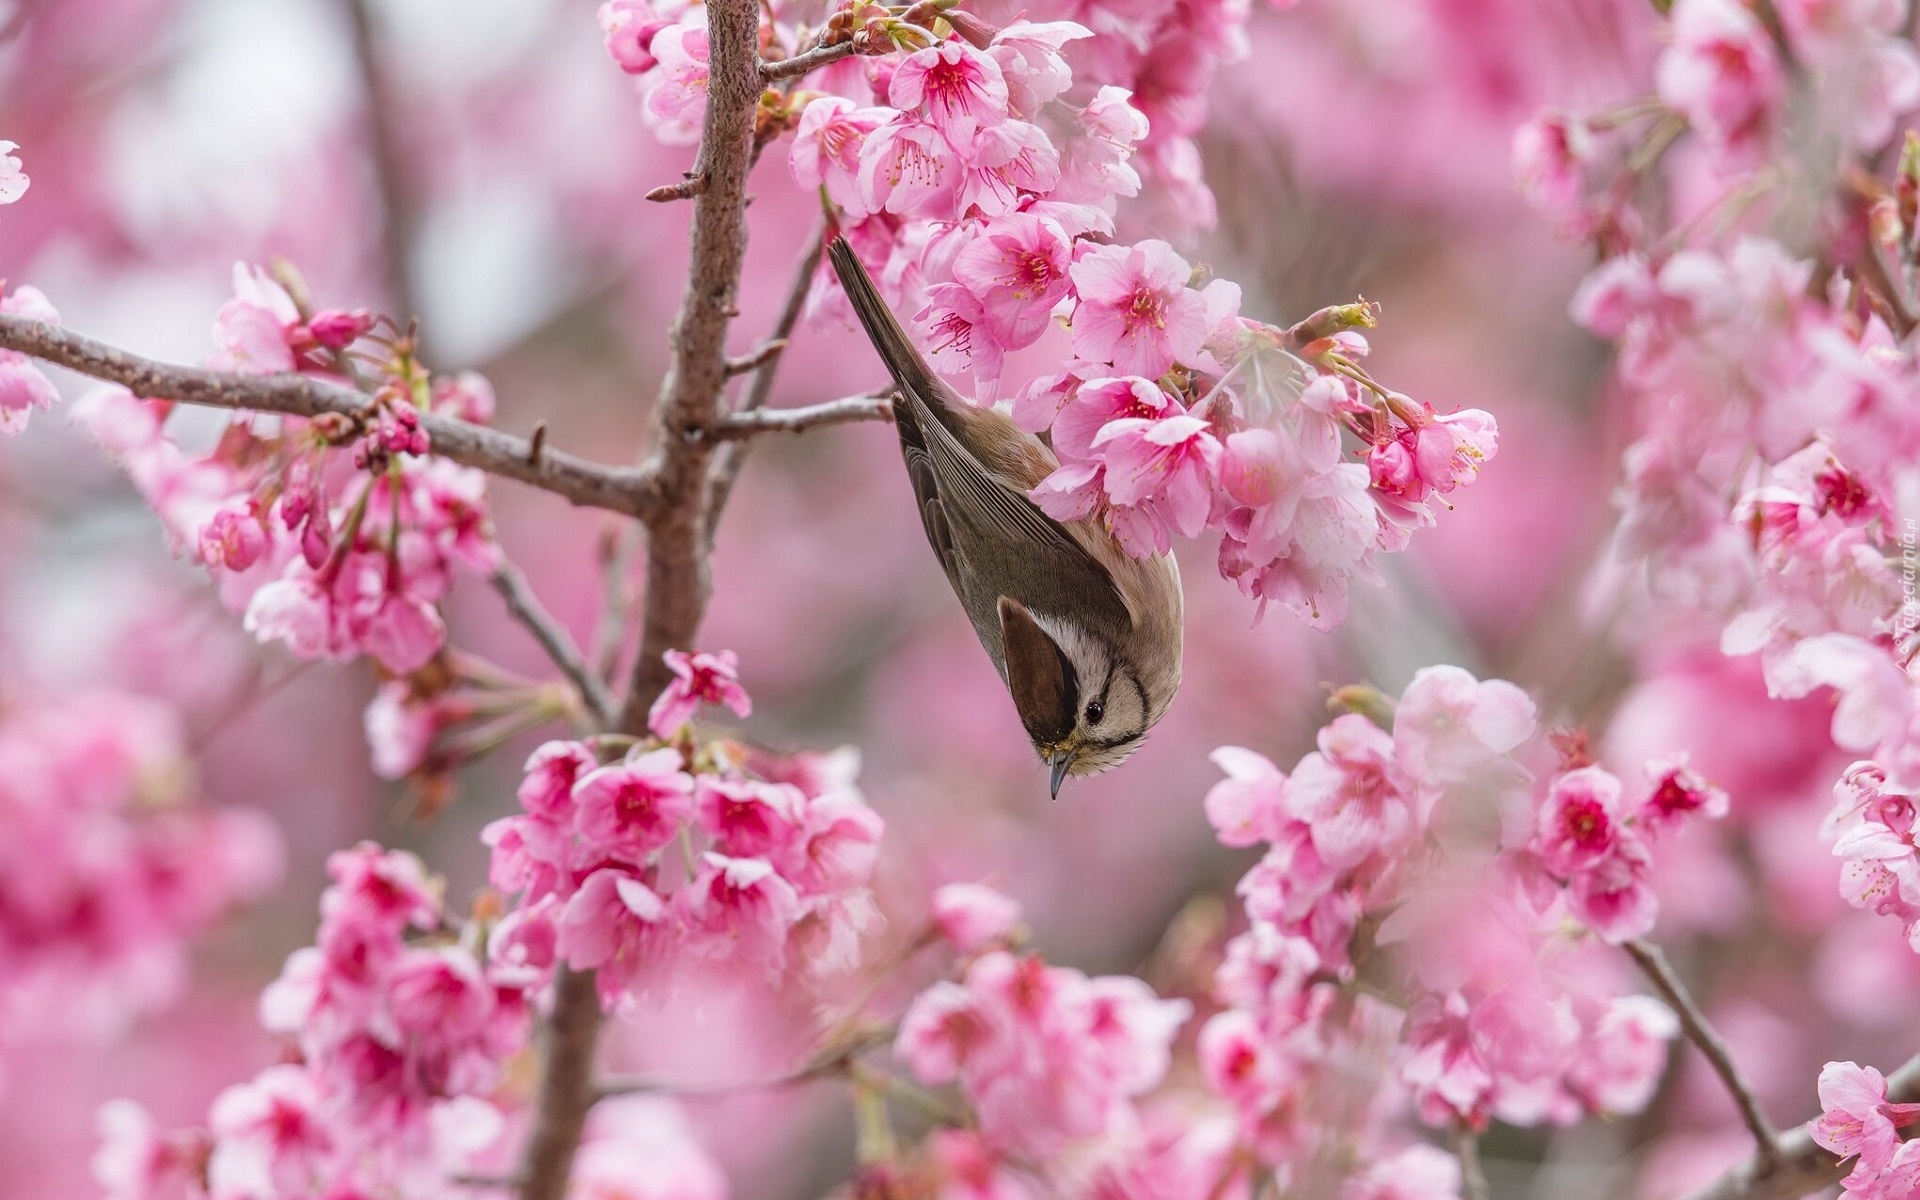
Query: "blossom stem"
1623 940 1783 1173
1678 1051 1920 1200
760 40 858 81
489 561 620 728
0 315 660 520
1455 1127 1491 1200
706 390 895 438
514 969 605 1200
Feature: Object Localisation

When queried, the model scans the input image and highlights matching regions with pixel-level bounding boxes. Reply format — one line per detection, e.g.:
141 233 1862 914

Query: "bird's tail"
828 237 945 410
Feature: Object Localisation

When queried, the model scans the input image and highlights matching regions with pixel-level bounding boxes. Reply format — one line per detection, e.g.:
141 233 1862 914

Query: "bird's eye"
1084 701 1105 724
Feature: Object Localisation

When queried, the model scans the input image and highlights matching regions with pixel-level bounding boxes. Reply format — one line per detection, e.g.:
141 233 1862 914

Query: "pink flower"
677 852 802 965
1053 87 1148 212
385 946 494 1042
989 21 1091 116
1536 767 1625 877
919 282 1008 386
0 284 60 435
1197 1008 1290 1114
648 648 752 736
322 842 440 933
197 504 268 572
859 115 959 214
1285 715 1414 872
889 41 1009 144
572 748 696 862
559 867 672 994
1340 1144 1463 1200
777 790 885 893
790 98 888 219
357 590 445 674
0 139 27 204
599 0 673 74
1091 412 1222 549
931 883 1023 951
1069 239 1209 378
1051 375 1180 463
208 264 302 374
1566 995 1678 1115
483 813 575 903
1656 0 1784 157
1512 110 1592 214
950 212 1073 346
693 777 801 858
518 740 597 823
1812 1061 1920 1181
1566 833 1659 943
645 24 710 138
896 981 984 1084
94 1100 209 1200
1637 754 1730 837
955 120 1061 216
1204 746 1290 849
205 1066 332 1200
1393 666 1537 788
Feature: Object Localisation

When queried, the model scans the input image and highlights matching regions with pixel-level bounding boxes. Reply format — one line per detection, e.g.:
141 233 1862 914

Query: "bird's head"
997 596 1160 799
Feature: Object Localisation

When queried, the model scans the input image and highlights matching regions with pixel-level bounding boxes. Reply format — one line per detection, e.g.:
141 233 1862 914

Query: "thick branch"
489 562 618 727
515 970 604 1200
615 0 766 727
1625 940 1783 1172
0 316 659 519
707 391 892 439
760 41 858 81
1679 1052 1920 1200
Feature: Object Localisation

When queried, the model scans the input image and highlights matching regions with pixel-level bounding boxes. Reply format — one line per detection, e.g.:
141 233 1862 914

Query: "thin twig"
725 338 787 376
0 316 660 520
646 172 711 203
1624 940 1783 1173
489 562 618 727
706 391 893 439
1456 1127 1491 1200
1678 1051 1920 1200
760 40 858 81
339 0 420 324
704 221 828 540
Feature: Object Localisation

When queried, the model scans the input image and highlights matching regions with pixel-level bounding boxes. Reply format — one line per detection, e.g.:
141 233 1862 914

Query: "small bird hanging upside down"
828 237 1184 799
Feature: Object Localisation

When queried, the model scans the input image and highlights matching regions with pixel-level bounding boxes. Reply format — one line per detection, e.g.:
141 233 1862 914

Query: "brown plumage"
828 237 1184 797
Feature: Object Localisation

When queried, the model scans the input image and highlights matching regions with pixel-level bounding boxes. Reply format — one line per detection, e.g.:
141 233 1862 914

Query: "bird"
827 237 1184 798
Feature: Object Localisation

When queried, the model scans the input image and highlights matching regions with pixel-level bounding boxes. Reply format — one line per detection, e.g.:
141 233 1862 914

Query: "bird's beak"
1048 748 1074 800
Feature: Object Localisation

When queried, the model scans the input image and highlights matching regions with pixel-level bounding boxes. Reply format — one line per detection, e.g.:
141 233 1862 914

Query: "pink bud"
306 308 376 350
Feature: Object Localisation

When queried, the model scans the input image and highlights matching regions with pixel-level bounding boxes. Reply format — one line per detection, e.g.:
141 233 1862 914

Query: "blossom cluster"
1514 0 1920 959
1812 1060 1920 1199
893 885 1208 1192
75 263 499 678
0 280 59 436
600 1 1495 630
96 844 525 1200
1199 666 1704 1170
484 649 885 1013
0 691 280 1081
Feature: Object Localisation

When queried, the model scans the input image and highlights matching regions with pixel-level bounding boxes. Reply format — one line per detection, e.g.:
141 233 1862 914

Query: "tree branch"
1678 1052 1920 1200
614 0 766 729
0 316 660 520
489 562 618 728
706 391 893 439
1455 1127 1491 1200
514 969 605 1200
760 40 858 81
1625 940 1783 1173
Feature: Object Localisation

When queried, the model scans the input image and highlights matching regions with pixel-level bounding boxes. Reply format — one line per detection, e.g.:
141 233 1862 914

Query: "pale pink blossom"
599 0 674 74
955 119 1062 215
1198 1008 1291 1113
559 867 672 997
207 264 301 374
1051 375 1179 463
677 852 802 965
1812 1061 1920 1182
1068 239 1209 378
0 140 27 204
693 777 801 858
1566 833 1659 943
931 882 1023 951
94 1100 209 1200
205 1066 332 1200
573 749 696 862
889 41 1010 144
789 98 889 219
1566 995 1679 1115
1394 666 1537 787
1656 0 1785 157
1204 746 1290 849
1090 412 1222 551
1285 714 1414 872
1512 111 1592 214
1340 1144 1463 1200
860 116 959 213
648 648 752 736
950 212 1073 346
520 740 597 823
0 284 60 434
645 24 710 140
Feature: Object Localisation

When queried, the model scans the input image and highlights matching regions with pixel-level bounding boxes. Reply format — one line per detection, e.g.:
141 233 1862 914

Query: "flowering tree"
4 0 1920 1198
